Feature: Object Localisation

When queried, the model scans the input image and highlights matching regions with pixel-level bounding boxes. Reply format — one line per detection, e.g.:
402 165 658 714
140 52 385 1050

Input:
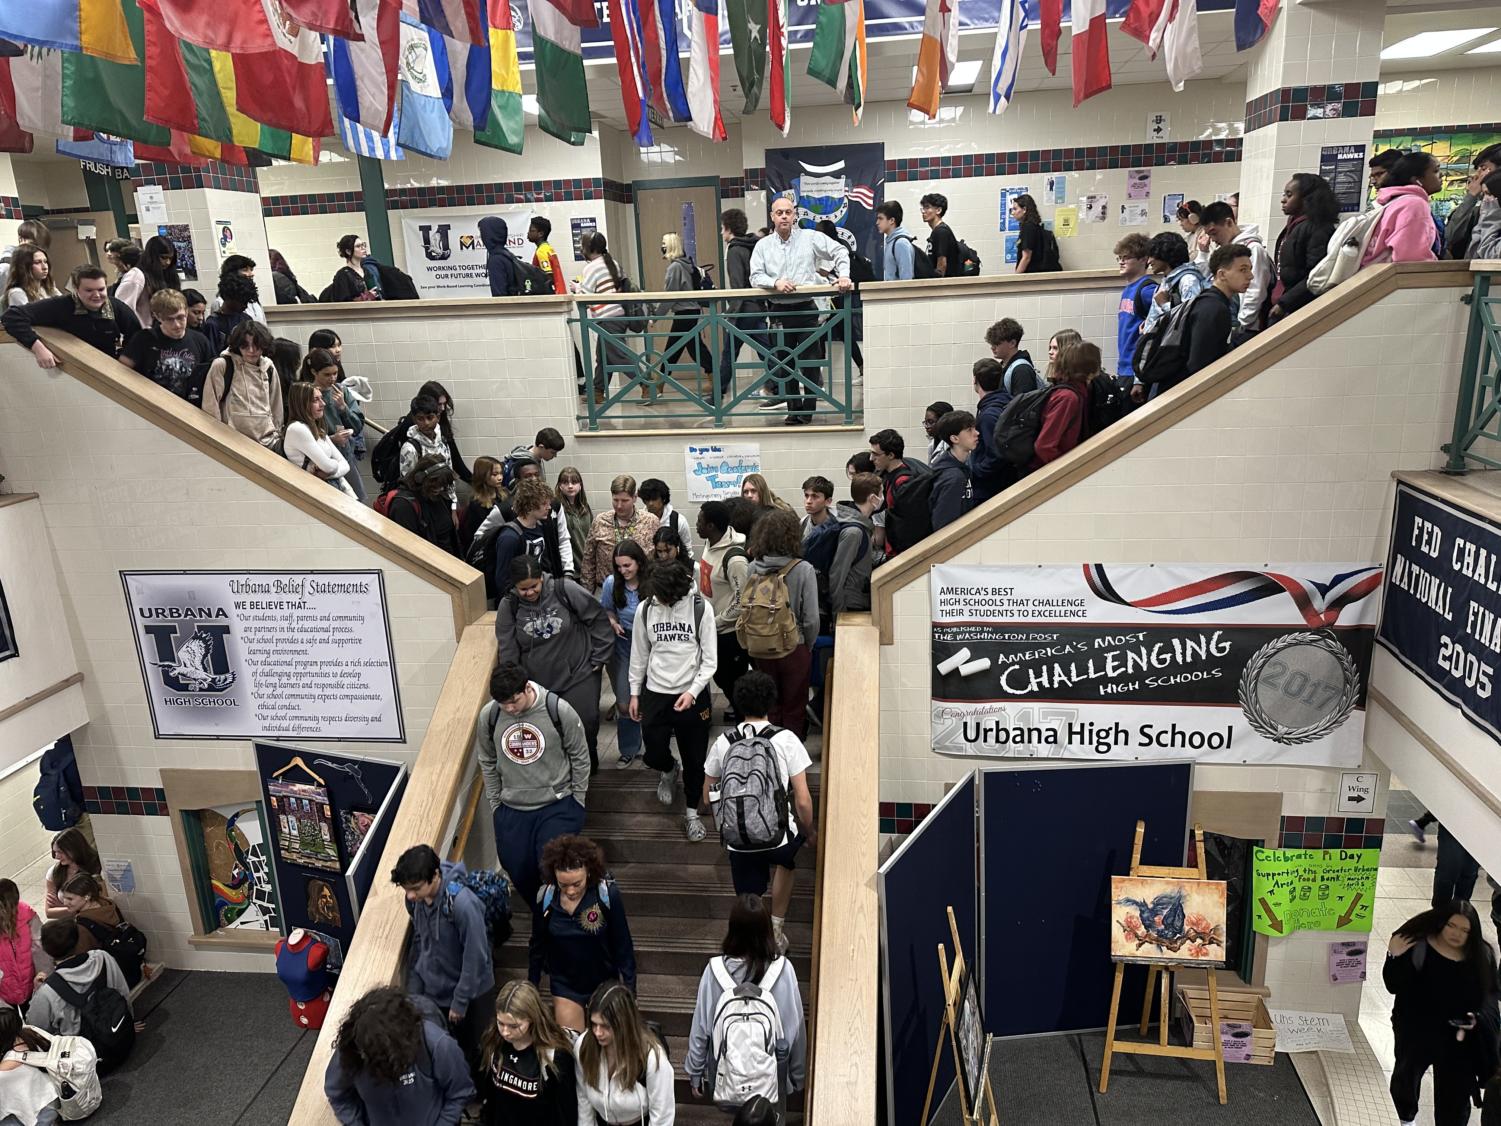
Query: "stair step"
616 882 813 923
590 835 735 867
497 915 814 979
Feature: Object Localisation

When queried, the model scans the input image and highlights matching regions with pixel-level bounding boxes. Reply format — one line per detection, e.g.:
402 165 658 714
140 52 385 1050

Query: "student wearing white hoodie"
628 560 718 842
1201 201 1273 344
574 983 674 1125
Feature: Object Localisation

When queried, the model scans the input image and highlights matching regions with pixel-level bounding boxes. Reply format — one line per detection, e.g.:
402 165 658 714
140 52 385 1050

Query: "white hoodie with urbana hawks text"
629 592 718 697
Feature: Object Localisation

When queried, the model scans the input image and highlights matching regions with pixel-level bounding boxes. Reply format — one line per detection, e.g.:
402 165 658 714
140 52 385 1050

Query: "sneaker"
656 762 680 805
1407 819 1427 844
774 926 789 956
615 755 635 769
685 812 707 842
757 399 785 411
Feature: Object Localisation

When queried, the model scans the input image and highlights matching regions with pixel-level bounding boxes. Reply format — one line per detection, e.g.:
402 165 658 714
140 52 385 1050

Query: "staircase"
492 729 820 1122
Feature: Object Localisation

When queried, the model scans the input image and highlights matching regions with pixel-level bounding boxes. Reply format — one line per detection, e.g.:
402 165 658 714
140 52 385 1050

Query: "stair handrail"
1441 260 1501 473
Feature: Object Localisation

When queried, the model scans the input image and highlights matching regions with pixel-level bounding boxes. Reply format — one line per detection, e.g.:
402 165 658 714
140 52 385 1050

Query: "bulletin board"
879 773 978 1126
980 761 1193 1036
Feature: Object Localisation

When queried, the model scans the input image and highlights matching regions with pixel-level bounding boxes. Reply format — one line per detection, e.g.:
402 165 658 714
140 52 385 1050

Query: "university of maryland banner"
931 563 1383 766
763 142 885 267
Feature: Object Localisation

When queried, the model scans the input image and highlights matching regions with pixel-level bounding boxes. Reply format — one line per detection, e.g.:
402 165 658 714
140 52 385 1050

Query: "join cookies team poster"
930 564 1383 766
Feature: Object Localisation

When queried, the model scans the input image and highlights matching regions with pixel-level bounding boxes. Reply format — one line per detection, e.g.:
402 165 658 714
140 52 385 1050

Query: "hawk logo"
418 223 452 261
142 624 236 694
459 234 477 251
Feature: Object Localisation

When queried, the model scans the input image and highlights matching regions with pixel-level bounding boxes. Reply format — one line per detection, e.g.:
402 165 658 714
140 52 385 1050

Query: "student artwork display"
763 143 886 264
400 208 534 298
269 779 342 872
120 571 403 742
930 563 1382 766
1110 876 1227 965
305 877 343 927
0 579 15 662
191 803 280 931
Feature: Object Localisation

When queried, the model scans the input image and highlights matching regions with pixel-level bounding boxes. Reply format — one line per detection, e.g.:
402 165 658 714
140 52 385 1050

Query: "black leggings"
1390 1029 1477 1125
659 315 715 376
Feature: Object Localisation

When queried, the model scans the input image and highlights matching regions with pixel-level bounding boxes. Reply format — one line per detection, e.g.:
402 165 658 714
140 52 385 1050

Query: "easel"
920 905 984 1125
972 1034 1001 1125
1098 820 1228 1105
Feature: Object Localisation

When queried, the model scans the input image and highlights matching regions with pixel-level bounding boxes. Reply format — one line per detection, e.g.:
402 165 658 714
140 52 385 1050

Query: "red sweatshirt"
1029 383 1088 471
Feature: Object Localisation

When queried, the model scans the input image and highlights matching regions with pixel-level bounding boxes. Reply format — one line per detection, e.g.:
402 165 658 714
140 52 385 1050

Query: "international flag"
807 0 866 124
474 0 523 153
527 0 595 144
231 8 332 139
56 134 133 165
1234 0 1278 51
0 60 33 152
7 49 86 138
1122 0 1166 47
402 0 485 43
906 0 956 119
1160 0 1201 91
151 0 283 53
986 0 1026 115
686 0 726 139
442 32 491 130
1070 0 1111 106
724 0 765 112
61 1 172 145
283 0 361 38
339 91 405 158
605 0 654 147
329 0 400 133
212 51 321 162
0 0 135 63
1038 0 1061 75
767 0 789 134
396 14 454 159
640 0 690 123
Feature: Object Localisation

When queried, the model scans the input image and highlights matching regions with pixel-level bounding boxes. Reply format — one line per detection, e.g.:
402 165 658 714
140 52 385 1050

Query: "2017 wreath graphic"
1238 630 1361 745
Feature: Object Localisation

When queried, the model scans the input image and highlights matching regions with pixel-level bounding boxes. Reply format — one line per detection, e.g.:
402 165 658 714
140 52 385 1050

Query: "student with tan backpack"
738 510 820 739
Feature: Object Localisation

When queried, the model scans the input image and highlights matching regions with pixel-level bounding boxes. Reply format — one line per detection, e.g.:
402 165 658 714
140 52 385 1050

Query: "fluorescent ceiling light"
1381 28 1495 59
910 58 983 94
1467 38 1501 53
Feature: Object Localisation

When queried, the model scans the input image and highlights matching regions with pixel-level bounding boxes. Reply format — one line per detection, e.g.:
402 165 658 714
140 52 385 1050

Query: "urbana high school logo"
419 223 452 261
143 622 236 694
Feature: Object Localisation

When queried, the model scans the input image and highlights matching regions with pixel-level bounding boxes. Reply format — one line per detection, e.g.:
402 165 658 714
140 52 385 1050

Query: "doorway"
631 177 723 289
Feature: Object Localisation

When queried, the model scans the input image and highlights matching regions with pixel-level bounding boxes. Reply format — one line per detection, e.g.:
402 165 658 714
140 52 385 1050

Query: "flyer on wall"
121 571 404 741
930 563 1383 765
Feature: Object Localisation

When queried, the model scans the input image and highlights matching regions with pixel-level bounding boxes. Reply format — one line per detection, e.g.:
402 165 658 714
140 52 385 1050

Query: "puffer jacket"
1362 184 1441 267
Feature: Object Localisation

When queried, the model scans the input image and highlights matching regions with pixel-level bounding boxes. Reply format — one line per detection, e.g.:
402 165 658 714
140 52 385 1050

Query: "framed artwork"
304 876 343 928
955 966 984 1110
268 779 342 872
0 579 17 662
190 803 280 931
1111 876 1228 966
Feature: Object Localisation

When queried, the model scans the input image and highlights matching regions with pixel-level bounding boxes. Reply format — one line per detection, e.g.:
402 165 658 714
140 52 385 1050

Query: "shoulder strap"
598 879 612 909
1003 355 1027 393
545 690 562 735
76 915 110 941
44 969 90 1011
540 884 555 915
775 559 798 579
758 957 787 991
709 956 737 993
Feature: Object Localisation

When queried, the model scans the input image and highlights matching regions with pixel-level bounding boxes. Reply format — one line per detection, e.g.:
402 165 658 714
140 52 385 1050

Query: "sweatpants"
712 630 750 710
1389 1029 1476 1125
1434 824 1481 907
495 796 586 912
558 669 603 773
756 643 812 740
640 687 712 812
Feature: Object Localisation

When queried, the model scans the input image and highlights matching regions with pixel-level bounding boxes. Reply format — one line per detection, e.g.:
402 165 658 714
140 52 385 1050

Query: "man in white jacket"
1201 201 1273 343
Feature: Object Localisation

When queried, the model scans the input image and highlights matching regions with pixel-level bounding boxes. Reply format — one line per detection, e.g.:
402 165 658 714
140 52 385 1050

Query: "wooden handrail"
868 259 1475 642
0 672 85 725
287 615 498 1126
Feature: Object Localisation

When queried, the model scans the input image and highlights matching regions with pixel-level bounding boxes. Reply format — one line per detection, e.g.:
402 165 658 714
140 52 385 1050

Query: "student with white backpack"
0 1006 100 1124
685 896 806 1113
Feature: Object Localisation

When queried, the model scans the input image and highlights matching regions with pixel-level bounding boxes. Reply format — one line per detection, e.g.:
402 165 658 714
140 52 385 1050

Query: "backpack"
1085 372 1128 437
34 740 83 832
689 259 713 291
892 234 937 280
715 725 790 851
736 561 803 660
1133 289 1210 385
374 261 419 300
848 252 876 286
614 274 650 332
991 385 1059 467
44 966 135 1073
468 518 527 599
709 956 786 1108
802 518 869 631
1033 228 1062 272
369 417 414 487
10 1032 103 1121
1308 205 1386 296
956 239 983 276
508 251 555 296
883 458 936 552
444 868 513 948
1002 354 1038 397
76 914 147 990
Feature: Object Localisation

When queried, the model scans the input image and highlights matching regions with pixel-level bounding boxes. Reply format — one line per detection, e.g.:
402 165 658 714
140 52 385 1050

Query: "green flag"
725 0 767 112
62 1 170 146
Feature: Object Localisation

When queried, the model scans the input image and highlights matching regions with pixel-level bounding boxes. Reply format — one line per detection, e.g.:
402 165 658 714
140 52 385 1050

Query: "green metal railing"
572 294 858 430
1444 270 1501 473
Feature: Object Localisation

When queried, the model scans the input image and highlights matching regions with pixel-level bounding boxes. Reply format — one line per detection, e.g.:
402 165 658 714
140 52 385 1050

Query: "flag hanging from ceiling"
474 0 523 153
329 0 400 133
143 0 234 139
987 0 1026 114
339 90 404 158
57 134 134 166
1234 0 1279 50
8 49 85 138
807 0 866 124
211 50 320 162
767 0 790 134
0 58 33 152
527 0 594 143
605 0 654 147
0 0 135 63
151 0 284 53
442 31 490 129
907 0 956 119
61 1 172 144
283 0 362 38
639 0 690 123
402 0 485 43
1070 0 1111 105
724 0 764 112
1123 0 1167 46
1159 0 1202 90
686 0 726 139
231 8 332 139
1038 0 1061 75
396 14 454 158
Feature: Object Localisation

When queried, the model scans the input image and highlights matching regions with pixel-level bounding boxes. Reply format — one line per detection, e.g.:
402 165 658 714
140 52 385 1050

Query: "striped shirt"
578 258 624 319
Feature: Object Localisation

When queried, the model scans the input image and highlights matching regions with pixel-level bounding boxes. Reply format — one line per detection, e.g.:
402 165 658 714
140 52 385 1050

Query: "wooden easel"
920 905 981 1125
1098 820 1228 1105
971 1034 1001 1125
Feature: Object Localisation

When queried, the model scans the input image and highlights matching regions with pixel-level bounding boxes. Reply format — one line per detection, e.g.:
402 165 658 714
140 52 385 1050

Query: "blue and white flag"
396 14 455 159
337 89 405 160
988 0 1027 114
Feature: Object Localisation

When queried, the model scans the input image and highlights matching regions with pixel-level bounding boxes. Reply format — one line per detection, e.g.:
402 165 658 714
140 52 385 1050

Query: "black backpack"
468 518 529 601
1133 290 1207 385
892 234 937 280
848 252 876 286
689 259 714 290
1035 228 1062 272
507 252 555 296
1086 372 1128 437
33 740 83 832
991 385 1058 466
77 915 148 989
369 418 414 487
374 261 419 300
956 240 983 276
46 966 135 1073
884 458 936 551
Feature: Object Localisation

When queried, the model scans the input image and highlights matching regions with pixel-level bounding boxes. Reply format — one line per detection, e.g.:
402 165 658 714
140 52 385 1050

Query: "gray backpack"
716 725 789 851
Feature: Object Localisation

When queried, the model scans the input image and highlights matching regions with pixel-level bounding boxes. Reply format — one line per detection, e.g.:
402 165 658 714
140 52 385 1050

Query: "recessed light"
1381 28 1495 59
1466 38 1501 53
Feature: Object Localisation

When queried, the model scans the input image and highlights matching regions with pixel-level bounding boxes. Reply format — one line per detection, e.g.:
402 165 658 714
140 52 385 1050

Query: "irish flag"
807 0 867 123
528 0 594 143
906 0 955 118
1071 0 1111 106
475 0 524 153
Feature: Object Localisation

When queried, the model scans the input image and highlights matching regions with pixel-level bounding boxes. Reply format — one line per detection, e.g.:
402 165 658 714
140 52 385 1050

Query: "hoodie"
685 956 806 1096
655 257 703 316
398 425 457 505
480 216 518 297
884 227 918 280
1142 261 1208 332
724 233 761 314
747 555 820 648
1363 184 1441 267
476 681 591 812
495 575 614 695
406 860 495 1018
698 527 749 630
971 387 1012 503
1230 224 1274 333
25 949 132 1036
1 291 141 358
1472 198 1501 262
829 502 875 614
629 590 718 697
929 447 973 532
203 350 284 446
1446 191 1483 260
324 1018 475 1126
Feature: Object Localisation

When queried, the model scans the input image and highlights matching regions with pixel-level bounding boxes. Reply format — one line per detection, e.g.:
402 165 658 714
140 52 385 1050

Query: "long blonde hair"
286 381 328 437
578 982 661 1091
480 980 573 1078
741 473 790 513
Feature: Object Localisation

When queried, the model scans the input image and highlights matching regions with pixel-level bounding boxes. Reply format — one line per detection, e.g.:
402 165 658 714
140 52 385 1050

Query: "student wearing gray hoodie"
495 559 615 772
745 509 821 739
476 662 591 910
26 920 134 1040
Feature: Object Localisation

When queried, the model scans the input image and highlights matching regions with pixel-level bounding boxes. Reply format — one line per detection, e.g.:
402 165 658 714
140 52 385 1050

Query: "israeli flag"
989 0 1027 115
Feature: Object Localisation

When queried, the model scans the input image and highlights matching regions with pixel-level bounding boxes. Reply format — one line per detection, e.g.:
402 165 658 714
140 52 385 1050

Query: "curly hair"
511 477 554 519
648 558 693 606
540 834 607 884
334 987 424 1085
747 508 803 561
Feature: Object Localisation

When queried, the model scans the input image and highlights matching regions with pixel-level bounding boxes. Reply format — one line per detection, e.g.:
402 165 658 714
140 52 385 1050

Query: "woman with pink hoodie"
1362 151 1442 267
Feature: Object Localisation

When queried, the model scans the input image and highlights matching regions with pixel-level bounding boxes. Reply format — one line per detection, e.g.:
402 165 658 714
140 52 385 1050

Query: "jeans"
766 303 823 421
719 311 768 398
755 643 813 740
610 640 641 762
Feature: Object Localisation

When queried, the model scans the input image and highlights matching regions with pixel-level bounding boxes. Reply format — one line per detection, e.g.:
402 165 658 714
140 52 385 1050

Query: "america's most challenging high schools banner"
931 564 1384 766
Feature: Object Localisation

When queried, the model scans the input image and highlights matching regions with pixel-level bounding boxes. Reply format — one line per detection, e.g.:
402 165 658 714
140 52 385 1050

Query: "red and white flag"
686 0 726 140
767 0 790 135
1158 0 1202 91
1070 0 1110 106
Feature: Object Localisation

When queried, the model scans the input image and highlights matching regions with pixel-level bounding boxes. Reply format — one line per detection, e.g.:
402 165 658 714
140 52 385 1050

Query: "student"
325 986 475 1126
686 895 806 1109
740 473 792 515
495 557 614 771
0 879 45 1009
843 473 884 573
418 380 473 486
876 200 917 280
1200 201 1273 342
1134 244 1250 402
0 1006 66 1125
800 475 871 625
1177 200 1211 266
299 346 368 502
652 526 689 566
867 429 926 558
719 207 767 399
581 476 661 592
637 478 694 558
601 542 650 767
384 455 460 555
743 511 819 739
327 234 382 302
983 318 1039 399
653 232 715 383
1033 341 1098 470
3 264 142 368
919 193 962 278
459 456 505 557
554 466 593 568
115 235 181 326
203 320 283 447
1468 169 1501 262
487 479 561 600
26 920 135 1044
930 410 977 533
2 243 60 310
572 232 637 402
44 830 99 922
703 673 817 955
969 359 1011 503
1267 173 1339 321
1363 151 1444 268
284 382 355 496
57 873 143 989
921 401 952 464
269 248 314 305
1113 234 1158 376
1369 148 1401 193
1445 144 1501 260
397 394 456 502
476 979 577 1125
216 254 267 324
573 982 672 1126
1010 194 1057 273
529 836 636 1033
118 288 216 401
1141 232 1206 332
629 560 718 842
503 429 566 489
527 217 569 295
391 844 497 1073
697 500 752 720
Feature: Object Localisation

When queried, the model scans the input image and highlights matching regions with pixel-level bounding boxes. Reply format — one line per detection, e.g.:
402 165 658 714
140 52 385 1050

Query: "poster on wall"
684 443 761 502
1375 129 1501 218
158 224 197 282
191 804 280 931
763 143 885 268
1000 186 1032 233
1378 482 1501 746
0 579 16 662
120 570 404 741
930 563 1382 766
1319 144 1368 214
570 216 598 261
213 218 236 261
1162 192 1185 223
399 208 533 298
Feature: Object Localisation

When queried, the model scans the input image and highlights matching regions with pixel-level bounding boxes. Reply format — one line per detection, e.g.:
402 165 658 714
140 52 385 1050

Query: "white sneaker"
685 812 706 842
756 398 785 411
614 755 634 769
656 762 679 805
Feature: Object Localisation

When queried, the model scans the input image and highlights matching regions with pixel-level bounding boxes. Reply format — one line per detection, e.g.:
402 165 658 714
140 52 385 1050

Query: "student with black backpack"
27 920 138 1073
868 429 934 557
58 874 147 990
799 476 871 628
919 193 964 278
1010 194 1061 273
1132 244 1253 403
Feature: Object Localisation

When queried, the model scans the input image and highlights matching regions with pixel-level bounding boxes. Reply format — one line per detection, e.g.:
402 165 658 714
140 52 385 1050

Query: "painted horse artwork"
1110 876 1228 966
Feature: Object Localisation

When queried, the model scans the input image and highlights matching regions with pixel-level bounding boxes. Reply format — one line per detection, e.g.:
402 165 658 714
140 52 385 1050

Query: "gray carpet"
91 969 314 1125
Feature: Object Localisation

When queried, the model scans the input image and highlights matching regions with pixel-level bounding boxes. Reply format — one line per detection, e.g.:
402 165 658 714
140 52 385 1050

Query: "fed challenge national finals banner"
931 564 1383 766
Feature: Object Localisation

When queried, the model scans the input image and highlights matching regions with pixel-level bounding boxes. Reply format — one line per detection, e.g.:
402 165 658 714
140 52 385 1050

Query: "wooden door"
632 180 722 289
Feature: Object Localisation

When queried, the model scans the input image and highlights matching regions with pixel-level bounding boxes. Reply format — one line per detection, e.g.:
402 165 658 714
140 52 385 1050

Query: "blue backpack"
445 868 513 947
34 739 83 832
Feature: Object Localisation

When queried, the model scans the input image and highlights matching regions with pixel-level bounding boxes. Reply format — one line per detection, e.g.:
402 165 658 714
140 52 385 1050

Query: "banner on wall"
399 208 533 298
764 143 885 268
930 563 1383 766
121 571 404 742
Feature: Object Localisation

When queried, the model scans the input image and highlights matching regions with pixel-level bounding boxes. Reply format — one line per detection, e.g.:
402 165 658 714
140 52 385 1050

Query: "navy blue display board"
980 762 1192 1037
879 774 977 1126
1378 482 1501 746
